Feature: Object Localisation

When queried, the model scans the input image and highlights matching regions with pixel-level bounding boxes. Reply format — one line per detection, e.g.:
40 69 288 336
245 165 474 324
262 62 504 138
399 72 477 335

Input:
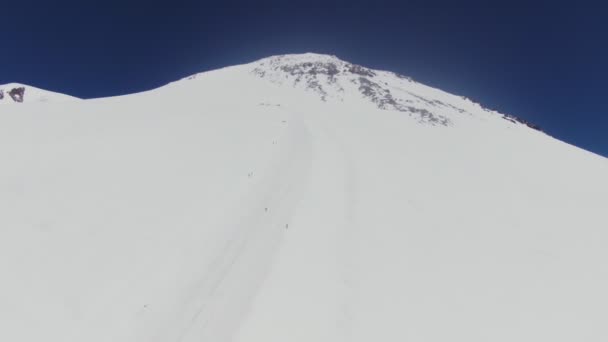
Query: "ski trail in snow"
230 107 362 342
175 112 313 342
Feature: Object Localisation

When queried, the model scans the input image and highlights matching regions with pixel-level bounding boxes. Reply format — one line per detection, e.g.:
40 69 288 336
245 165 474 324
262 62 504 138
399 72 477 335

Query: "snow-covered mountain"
0 83 79 103
1 53 607 342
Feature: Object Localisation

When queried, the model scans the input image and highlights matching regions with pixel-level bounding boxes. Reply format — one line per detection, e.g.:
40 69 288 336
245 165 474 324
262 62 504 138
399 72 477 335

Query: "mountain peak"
254 53 375 77
250 54 458 125
257 52 344 65
246 53 545 130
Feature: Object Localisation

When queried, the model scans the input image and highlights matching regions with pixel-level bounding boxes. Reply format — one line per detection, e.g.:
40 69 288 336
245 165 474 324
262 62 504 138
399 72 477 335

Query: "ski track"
229 106 362 342
176 112 313 342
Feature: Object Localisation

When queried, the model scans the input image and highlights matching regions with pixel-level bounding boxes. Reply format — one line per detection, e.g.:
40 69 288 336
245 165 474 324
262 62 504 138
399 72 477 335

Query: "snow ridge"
0 83 80 104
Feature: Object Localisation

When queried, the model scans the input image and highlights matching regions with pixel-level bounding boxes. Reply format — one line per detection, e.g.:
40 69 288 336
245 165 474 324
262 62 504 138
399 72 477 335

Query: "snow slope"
1 53 607 342
0 83 79 103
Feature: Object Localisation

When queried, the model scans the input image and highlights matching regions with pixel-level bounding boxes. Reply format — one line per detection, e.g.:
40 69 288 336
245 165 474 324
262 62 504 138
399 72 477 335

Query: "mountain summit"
1 54 606 342
185 53 540 130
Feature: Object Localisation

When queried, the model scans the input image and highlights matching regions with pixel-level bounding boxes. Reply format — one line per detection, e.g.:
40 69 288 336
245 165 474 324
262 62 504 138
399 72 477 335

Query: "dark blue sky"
1 0 606 157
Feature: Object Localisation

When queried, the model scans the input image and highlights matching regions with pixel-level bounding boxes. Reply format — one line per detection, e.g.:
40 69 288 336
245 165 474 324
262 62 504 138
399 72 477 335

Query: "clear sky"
1 0 606 157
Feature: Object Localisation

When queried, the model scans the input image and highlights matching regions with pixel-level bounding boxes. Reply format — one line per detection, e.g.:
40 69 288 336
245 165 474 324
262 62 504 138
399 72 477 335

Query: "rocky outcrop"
357 77 449 125
0 83 79 103
503 114 542 131
9 87 25 103
252 54 451 126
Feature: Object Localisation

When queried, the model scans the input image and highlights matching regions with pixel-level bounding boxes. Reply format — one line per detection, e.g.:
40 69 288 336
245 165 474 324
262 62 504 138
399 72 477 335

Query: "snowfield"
1 53 607 342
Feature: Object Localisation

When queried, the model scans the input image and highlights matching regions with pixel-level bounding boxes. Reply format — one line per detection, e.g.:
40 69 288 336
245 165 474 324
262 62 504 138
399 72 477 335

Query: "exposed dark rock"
252 56 450 125
306 79 328 101
502 114 542 131
402 91 469 115
263 59 377 81
357 77 450 125
403 106 449 125
526 122 542 131
280 61 340 78
502 116 517 124
0 90 3 100
9 87 25 103
259 61 345 101
358 77 397 109
347 64 376 77
393 72 413 82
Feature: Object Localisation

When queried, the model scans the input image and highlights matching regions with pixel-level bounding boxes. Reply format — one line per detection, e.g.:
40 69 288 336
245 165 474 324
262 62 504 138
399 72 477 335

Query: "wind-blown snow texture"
1 53 607 342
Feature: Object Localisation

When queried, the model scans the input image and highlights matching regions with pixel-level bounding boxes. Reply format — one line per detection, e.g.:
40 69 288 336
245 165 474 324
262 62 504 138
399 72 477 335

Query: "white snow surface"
1 53 607 341
0 83 80 104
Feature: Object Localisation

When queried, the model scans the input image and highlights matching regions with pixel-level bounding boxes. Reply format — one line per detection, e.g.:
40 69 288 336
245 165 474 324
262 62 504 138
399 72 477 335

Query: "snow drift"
1 53 607 342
